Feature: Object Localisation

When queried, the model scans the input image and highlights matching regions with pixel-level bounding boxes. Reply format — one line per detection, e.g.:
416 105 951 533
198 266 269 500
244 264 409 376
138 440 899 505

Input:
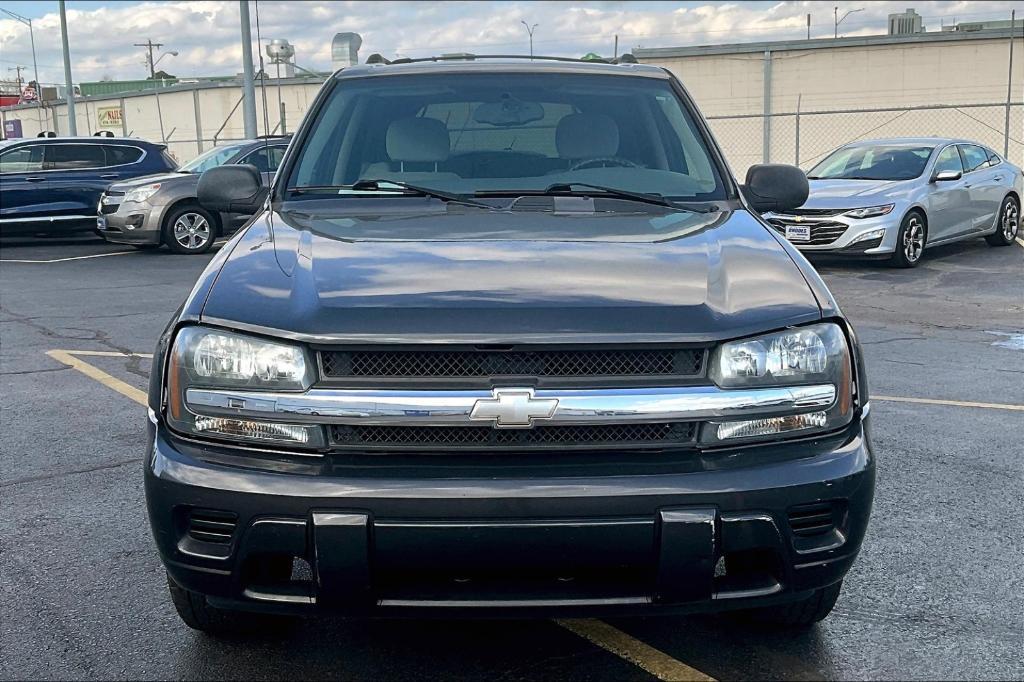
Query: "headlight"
844 204 894 219
705 323 854 444
165 327 323 448
123 183 161 204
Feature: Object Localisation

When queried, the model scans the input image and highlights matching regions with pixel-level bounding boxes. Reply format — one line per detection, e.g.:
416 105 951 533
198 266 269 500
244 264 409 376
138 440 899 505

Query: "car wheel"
889 211 926 268
985 195 1019 247
166 572 293 636
725 580 842 628
163 205 216 255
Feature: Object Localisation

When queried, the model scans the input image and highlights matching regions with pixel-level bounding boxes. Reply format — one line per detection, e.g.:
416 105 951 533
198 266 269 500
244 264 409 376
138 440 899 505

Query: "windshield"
285 72 727 203
179 144 246 173
808 144 933 181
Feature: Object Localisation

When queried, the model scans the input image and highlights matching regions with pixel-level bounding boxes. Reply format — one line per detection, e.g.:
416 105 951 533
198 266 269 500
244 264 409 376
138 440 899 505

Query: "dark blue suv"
0 137 177 237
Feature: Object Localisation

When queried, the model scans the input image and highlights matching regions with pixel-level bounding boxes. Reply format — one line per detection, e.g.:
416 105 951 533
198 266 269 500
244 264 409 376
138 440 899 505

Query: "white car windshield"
808 144 934 181
285 72 727 203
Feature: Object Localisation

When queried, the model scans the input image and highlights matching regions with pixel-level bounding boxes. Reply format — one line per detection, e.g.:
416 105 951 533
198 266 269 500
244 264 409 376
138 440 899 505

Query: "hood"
801 178 917 208
108 171 192 191
199 205 822 344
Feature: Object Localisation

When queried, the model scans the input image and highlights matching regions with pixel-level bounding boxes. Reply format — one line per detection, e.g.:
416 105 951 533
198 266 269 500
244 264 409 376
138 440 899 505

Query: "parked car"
762 138 1022 267
97 136 290 254
146 56 874 635
0 136 176 237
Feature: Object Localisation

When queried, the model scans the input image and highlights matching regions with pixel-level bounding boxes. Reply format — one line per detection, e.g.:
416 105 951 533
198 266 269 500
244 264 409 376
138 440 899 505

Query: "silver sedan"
763 138 1022 267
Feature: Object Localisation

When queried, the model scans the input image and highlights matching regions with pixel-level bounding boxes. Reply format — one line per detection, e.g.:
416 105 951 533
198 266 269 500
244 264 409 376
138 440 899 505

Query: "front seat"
362 117 456 179
555 112 620 167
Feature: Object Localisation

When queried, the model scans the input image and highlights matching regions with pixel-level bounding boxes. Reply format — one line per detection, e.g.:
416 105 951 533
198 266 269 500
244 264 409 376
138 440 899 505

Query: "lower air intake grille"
320 348 704 380
787 502 838 537
187 510 238 544
330 422 697 451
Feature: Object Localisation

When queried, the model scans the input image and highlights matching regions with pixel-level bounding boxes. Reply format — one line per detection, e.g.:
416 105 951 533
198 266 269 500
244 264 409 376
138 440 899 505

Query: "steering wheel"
569 157 640 171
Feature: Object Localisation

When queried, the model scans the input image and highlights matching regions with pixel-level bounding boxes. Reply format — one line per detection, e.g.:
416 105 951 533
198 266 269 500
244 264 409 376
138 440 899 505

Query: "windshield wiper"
477 183 714 212
292 179 496 210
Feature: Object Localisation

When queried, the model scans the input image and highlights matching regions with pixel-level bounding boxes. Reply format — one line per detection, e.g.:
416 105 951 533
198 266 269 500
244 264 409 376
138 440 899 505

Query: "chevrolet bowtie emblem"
793 215 803 222
469 388 559 429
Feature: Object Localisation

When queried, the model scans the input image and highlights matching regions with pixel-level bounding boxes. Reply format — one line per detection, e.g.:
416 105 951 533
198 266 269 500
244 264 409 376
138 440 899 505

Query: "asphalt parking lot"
1 234 1022 681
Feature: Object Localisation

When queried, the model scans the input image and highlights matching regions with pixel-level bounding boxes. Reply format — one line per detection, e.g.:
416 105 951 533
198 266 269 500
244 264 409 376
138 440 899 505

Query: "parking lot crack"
0 457 143 489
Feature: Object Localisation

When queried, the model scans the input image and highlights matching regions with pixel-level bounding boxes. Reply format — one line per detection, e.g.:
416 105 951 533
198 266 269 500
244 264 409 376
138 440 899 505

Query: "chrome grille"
320 348 704 380
329 422 697 451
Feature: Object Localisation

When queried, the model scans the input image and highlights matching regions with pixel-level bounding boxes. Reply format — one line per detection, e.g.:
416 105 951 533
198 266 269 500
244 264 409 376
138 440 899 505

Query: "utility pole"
3 7 45 131
521 21 538 58
133 39 164 78
807 13 811 39
58 0 77 135
8 65 25 90
239 0 258 139
1006 9 1016 157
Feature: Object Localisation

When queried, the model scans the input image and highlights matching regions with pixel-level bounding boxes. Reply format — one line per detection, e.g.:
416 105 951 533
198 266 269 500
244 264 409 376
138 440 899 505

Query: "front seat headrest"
556 113 619 159
386 117 451 163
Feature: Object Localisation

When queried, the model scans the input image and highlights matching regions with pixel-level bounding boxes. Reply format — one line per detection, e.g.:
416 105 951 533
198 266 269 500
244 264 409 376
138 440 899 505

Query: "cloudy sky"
1 0 1021 85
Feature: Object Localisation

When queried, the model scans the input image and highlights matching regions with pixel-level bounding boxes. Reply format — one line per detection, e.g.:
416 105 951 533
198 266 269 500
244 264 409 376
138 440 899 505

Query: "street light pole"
58 0 77 135
239 0 258 139
834 6 863 38
0 7 45 131
521 21 538 58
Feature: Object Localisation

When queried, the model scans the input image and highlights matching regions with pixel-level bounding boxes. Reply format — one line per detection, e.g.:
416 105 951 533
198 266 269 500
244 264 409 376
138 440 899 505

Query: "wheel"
166 572 293 636
889 211 926 268
163 205 216 255
130 243 160 250
726 581 843 628
985 195 1019 247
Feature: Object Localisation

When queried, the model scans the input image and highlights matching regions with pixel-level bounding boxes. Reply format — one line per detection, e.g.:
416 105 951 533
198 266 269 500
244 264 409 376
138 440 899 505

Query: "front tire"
163 204 216 255
726 581 842 627
985 195 1020 247
889 211 926 268
166 572 293 636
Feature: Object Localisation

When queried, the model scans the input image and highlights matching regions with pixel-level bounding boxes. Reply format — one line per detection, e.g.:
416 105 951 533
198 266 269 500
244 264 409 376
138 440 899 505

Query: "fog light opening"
716 411 827 440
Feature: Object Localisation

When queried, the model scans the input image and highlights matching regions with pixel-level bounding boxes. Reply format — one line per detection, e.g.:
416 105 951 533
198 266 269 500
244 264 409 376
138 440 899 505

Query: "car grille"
330 422 697 451
320 348 705 382
767 220 849 245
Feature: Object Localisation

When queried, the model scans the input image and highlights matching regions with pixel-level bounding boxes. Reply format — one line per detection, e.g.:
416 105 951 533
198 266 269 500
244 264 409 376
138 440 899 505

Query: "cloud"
0 0 1020 85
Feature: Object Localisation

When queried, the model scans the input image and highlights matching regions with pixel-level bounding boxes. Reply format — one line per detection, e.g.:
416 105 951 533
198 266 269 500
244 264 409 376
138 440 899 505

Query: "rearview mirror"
741 164 809 213
931 169 962 183
197 164 267 214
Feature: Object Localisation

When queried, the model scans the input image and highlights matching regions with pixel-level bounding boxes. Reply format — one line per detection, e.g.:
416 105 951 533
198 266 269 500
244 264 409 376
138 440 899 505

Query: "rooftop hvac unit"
332 33 363 69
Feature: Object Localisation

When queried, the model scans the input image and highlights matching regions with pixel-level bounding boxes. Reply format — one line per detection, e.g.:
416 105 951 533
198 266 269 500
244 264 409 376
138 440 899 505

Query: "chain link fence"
707 102 1024 176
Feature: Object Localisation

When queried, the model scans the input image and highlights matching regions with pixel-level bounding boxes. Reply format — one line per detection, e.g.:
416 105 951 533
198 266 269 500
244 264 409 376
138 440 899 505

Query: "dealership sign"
97 106 123 129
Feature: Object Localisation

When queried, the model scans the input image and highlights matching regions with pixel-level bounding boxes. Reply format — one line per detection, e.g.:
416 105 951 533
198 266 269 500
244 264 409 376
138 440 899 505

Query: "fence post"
795 94 802 167
119 97 127 137
762 48 772 163
193 88 203 154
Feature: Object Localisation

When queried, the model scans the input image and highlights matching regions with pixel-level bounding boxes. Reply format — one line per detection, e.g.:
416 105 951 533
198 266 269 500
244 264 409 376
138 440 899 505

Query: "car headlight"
705 323 854 444
165 327 323 448
844 204 894 219
123 183 161 204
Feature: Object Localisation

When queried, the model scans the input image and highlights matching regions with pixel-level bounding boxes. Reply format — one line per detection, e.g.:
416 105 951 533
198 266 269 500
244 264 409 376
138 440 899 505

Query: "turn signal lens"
716 411 828 440
193 416 314 444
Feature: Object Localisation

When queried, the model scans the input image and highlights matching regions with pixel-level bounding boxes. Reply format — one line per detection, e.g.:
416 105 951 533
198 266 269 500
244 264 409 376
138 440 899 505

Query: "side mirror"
741 164 809 213
197 164 268 213
931 169 962 183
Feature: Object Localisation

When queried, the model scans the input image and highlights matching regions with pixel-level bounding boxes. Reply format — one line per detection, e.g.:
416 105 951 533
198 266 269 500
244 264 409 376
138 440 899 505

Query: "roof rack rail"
371 53 641 66
254 133 292 139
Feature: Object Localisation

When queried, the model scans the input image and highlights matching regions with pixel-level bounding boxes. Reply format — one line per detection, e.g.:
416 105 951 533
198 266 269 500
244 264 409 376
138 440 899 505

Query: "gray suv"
96 136 289 254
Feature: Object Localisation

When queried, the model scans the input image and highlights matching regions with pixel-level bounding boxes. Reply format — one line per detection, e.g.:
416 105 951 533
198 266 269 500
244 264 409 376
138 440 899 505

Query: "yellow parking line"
62 350 154 358
46 350 148 407
874 395 1024 412
556 619 715 681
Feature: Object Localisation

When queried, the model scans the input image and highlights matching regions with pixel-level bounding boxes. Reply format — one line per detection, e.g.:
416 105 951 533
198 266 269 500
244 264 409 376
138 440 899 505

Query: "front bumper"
763 211 901 257
95 197 162 245
145 415 875 617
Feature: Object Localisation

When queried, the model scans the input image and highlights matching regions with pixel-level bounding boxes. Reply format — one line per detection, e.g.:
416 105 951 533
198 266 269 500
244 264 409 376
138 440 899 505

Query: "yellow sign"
97 106 123 129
